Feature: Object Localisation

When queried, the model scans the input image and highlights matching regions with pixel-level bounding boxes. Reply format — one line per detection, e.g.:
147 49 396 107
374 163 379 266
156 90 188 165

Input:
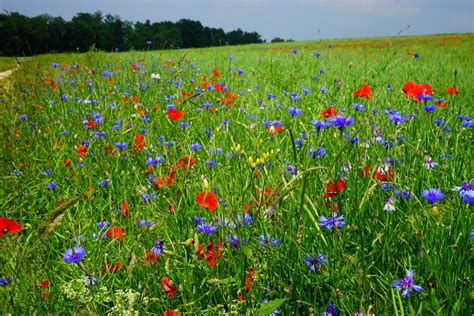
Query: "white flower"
151 73 161 79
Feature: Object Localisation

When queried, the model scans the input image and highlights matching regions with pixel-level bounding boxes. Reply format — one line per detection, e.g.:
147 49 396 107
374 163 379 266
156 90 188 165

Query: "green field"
1 34 473 315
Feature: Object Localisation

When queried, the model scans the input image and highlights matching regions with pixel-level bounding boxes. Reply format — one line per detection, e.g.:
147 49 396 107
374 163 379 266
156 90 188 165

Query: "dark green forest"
0 11 268 56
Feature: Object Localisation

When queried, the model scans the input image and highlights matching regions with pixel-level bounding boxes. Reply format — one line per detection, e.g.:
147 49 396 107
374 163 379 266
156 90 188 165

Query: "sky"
2 0 473 41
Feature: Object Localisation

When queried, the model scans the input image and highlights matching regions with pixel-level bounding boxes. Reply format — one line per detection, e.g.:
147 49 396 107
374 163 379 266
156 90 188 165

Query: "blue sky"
2 0 473 41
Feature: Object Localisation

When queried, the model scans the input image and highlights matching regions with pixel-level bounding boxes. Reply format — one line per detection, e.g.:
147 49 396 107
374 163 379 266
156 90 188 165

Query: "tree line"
0 11 266 56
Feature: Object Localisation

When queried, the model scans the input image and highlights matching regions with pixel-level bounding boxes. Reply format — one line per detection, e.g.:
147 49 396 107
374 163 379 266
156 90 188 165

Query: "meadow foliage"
1 34 473 315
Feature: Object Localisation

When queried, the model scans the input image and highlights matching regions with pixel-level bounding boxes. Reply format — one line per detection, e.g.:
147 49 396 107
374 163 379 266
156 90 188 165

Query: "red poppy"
175 156 196 170
323 179 345 198
214 84 224 92
447 86 459 95
353 84 372 99
106 226 124 241
435 99 447 107
244 267 255 293
163 310 182 316
195 192 217 212
101 261 121 274
144 250 160 265
154 166 175 189
76 144 87 157
358 165 371 177
133 134 145 152
267 125 283 135
320 106 337 118
402 81 432 102
166 109 184 121
121 199 130 218
196 241 223 267
161 277 177 297
372 165 394 182
85 121 96 129
0 217 21 237
40 280 49 288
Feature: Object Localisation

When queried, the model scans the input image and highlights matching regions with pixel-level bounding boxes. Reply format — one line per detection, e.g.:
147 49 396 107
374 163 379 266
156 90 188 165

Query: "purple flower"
258 235 279 247
288 106 302 117
189 143 202 150
421 188 444 203
97 221 108 229
196 223 217 234
0 275 13 287
46 181 57 190
115 142 127 149
424 104 436 112
322 303 339 316
151 240 166 255
308 146 326 158
391 269 423 298
62 246 85 264
226 234 244 248
319 213 344 229
330 115 354 128
462 190 474 204
99 179 109 187
303 254 327 272
424 156 438 170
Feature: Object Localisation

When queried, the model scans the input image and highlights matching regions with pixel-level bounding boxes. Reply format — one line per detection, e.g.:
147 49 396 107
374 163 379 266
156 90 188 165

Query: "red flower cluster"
320 106 337 118
161 276 177 297
196 241 223 267
353 84 372 99
166 109 184 121
402 81 432 102
0 217 21 237
323 179 345 199
106 226 125 241
133 134 145 152
195 192 217 212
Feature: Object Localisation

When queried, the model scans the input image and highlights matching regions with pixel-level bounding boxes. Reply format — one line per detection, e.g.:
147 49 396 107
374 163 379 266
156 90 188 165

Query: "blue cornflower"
462 190 474 204
322 303 339 316
352 103 365 111
453 182 472 198
99 179 109 187
391 269 423 298
19 115 28 121
424 104 436 112
288 106 302 117
291 93 300 102
226 235 244 248
115 142 127 149
0 275 13 286
42 169 53 176
46 181 57 190
330 115 354 128
434 119 445 126
388 114 405 124
97 221 108 229
189 143 202 150
196 223 217 234
258 235 279 247
319 213 344 229
302 88 311 94
314 52 321 57
319 87 328 93
308 146 326 158
303 254 327 272
287 165 296 175
471 229 474 240
62 246 85 264
82 275 97 287
151 240 166 255
237 213 252 226
421 188 444 203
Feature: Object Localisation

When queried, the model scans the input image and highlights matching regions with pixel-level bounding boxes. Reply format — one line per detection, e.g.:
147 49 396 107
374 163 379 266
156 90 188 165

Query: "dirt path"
0 65 20 81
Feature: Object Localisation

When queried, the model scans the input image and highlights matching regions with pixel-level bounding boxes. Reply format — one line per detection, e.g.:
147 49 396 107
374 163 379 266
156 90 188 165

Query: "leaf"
258 298 288 315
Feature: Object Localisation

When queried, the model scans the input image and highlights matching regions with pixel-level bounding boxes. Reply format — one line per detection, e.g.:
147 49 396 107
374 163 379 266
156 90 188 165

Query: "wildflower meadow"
1 34 473 315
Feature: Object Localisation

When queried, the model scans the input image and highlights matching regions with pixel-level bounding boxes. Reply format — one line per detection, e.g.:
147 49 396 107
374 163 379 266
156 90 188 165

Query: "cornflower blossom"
189 143 202 150
258 235 279 247
319 213 345 229
151 240 166 255
288 106 302 117
62 246 85 264
303 254 327 272
424 156 438 170
196 223 217 234
322 304 339 316
391 269 423 298
308 146 326 158
97 221 108 229
421 188 444 203
46 181 56 190
330 115 354 128
0 275 13 286
453 182 472 198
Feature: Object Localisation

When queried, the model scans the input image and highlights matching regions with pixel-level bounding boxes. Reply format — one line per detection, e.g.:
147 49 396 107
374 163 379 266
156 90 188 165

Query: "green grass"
1 33 473 315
